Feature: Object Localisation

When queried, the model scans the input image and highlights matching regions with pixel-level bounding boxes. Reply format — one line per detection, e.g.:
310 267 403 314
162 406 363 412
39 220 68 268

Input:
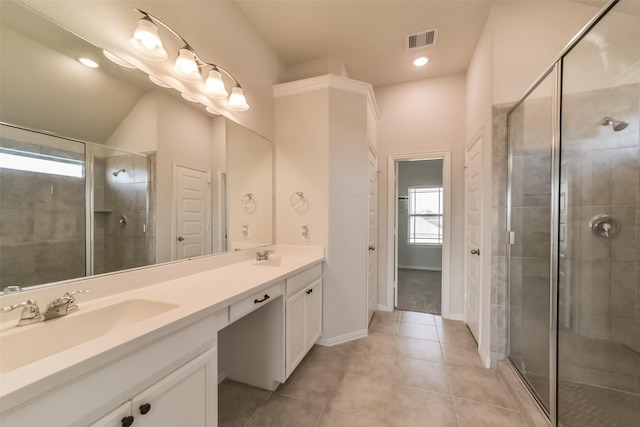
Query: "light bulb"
173 49 201 81
129 18 167 61
228 86 249 111
204 69 228 98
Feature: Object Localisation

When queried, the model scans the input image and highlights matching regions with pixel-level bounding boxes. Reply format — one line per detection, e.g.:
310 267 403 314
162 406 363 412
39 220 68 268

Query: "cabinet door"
131 348 216 427
88 402 133 427
285 289 307 378
306 279 322 349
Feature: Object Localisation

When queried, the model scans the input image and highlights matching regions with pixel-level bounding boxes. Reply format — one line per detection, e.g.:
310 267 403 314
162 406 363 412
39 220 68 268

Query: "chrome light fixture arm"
134 8 242 88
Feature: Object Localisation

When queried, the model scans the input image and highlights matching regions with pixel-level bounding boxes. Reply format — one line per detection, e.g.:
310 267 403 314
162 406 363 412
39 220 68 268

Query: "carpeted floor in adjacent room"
396 268 441 315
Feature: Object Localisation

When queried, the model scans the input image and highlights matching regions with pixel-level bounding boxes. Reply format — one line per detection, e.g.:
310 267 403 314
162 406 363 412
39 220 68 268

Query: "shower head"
601 116 628 132
112 168 126 177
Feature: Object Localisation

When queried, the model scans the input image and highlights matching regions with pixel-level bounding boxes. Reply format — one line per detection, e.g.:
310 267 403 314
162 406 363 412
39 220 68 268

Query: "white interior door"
367 148 378 324
175 164 211 260
464 134 482 341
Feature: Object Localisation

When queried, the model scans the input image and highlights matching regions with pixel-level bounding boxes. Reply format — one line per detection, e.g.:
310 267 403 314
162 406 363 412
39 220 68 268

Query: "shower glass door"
92 145 151 276
507 71 554 413
558 1 640 425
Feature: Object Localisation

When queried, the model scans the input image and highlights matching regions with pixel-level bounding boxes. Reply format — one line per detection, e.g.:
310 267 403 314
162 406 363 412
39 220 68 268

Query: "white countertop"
0 245 324 413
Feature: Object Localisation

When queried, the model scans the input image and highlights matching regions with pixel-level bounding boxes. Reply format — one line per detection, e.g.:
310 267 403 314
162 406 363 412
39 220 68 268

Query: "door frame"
386 151 452 318
172 161 212 261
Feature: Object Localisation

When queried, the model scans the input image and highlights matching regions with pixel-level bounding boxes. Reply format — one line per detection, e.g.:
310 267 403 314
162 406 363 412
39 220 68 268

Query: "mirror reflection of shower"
112 168 126 177
600 116 628 131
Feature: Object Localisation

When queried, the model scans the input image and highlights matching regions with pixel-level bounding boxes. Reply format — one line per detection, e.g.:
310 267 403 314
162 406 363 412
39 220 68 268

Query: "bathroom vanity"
0 245 323 427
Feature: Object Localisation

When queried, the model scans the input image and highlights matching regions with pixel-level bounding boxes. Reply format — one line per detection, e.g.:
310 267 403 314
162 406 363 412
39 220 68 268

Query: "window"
408 186 443 245
0 148 84 178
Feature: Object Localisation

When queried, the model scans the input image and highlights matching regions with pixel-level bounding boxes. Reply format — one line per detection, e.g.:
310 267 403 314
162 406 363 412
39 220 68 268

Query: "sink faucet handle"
1 299 43 326
62 289 91 311
63 289 91 299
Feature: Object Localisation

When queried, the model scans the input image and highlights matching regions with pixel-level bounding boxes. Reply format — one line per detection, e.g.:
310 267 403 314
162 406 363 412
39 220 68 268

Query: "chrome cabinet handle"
470 248 480 256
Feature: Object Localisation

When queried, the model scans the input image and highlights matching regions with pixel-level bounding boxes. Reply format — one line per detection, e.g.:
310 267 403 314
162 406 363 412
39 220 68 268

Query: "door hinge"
508 231 515 245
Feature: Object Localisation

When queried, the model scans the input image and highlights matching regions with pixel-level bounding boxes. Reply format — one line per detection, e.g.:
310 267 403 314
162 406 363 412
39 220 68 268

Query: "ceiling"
234 0 495 87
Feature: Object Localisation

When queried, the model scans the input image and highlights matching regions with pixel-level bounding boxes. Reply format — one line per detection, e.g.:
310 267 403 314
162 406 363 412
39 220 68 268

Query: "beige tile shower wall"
491 104 509 364
559 83 640 393
101 154 150 275
0 139 86 289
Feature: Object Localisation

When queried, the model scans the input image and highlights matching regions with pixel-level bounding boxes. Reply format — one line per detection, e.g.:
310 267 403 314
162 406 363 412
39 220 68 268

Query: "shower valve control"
589 214 620 238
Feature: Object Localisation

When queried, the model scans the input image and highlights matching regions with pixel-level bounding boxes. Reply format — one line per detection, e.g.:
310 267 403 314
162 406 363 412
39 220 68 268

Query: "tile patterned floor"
218 310 529 427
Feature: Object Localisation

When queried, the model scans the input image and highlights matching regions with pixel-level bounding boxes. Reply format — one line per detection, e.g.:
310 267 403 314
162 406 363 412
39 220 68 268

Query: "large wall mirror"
0 0 273 293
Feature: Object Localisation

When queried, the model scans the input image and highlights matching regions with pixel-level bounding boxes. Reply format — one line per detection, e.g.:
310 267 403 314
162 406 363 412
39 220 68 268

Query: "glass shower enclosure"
0 123 153 291
507 0 640 425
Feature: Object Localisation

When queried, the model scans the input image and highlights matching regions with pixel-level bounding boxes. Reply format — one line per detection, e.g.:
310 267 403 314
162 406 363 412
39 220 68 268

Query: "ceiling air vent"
406 29 438 50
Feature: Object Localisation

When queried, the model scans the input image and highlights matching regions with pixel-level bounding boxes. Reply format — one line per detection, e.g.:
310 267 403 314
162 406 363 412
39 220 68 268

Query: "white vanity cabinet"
285 264 322 378
89 348 216 427
0 313 219 427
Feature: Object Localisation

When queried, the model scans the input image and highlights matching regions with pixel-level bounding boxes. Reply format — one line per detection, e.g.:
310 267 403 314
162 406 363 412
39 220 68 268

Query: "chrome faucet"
256 249 274 261
1 299 42 326
43 289 90 321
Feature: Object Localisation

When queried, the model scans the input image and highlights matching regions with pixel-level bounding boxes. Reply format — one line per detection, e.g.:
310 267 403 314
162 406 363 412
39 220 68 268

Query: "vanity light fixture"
181 93 198 102
129 16 167 60
130 9 250 111
149 75 171 88
205 107 221 115
103 50 136 69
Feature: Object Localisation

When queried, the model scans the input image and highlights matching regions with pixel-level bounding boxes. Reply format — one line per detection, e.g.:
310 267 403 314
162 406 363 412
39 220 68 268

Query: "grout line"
241 390 273 427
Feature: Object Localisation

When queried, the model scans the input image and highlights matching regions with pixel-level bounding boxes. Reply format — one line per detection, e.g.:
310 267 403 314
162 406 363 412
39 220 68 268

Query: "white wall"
375 73 467 317
275 89 330 247
156 92 215 263
226 120 273 249
106 92 159 153
275 76 373 342
465 1 604 366
397 159 443 271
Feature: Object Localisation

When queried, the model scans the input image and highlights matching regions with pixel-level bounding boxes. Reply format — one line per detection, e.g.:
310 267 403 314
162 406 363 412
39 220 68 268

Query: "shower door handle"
177 236 184 241
470 248 480 256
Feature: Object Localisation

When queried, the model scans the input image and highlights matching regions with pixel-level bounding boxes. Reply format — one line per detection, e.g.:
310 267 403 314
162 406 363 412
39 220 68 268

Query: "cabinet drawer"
230 282 284 322
286 264 322 297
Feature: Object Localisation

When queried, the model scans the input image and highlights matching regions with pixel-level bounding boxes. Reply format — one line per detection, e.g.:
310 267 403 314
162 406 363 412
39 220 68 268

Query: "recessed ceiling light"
413 56 429 67
78 57 99 68
103 50 136 69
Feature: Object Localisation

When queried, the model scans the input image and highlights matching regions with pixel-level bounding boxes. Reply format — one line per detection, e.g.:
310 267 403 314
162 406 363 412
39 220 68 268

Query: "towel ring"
290 191 307 209
242 193 256 210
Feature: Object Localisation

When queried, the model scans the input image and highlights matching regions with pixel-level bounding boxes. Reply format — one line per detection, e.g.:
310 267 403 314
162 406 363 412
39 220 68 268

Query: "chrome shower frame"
504 0 620 424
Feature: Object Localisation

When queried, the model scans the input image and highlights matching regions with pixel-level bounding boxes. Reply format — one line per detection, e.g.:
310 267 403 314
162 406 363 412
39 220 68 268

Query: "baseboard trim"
445 312 464 321
316 329 368 347
398 265 442 272
218 371 226 384
376 303 393 312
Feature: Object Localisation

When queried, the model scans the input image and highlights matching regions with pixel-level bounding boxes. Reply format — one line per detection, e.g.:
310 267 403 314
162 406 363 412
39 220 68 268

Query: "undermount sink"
0 299 178 374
